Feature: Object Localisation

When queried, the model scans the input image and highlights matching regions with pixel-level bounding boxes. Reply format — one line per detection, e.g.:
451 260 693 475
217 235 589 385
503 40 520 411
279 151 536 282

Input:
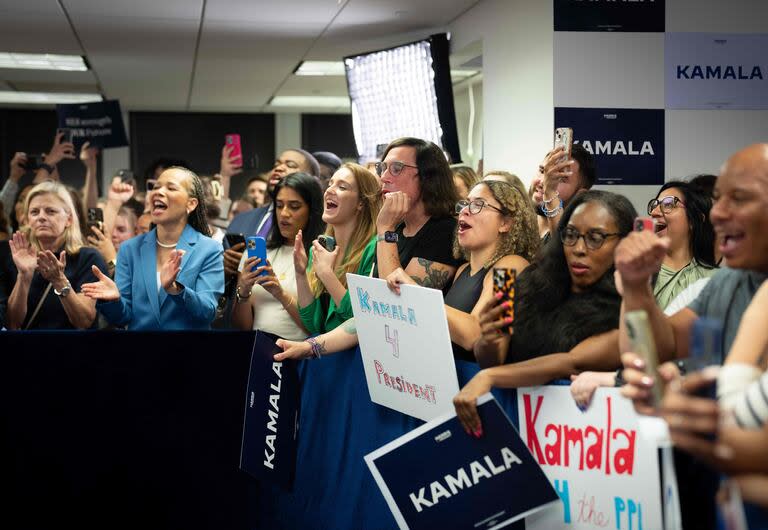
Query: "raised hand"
37 249 67 287
9 231 38 278
311 239 339 280
385 267 416 295
220 144 243 179
541 146 574 193
44 131 76 166
293 230 308 274
87 225 116 263
614 231 669 291
160 249 184 293
81 265 120 301
376 191 409 233
107 176 134 205
10 152 27 181
274 338 313 361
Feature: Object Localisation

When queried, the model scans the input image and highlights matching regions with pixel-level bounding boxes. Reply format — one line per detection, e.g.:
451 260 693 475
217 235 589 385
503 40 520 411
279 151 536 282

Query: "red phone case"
225 134 242 165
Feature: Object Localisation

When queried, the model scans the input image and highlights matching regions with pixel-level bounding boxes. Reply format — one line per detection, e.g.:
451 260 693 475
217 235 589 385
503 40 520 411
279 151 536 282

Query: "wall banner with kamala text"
517 386 681 530
347 274 459 422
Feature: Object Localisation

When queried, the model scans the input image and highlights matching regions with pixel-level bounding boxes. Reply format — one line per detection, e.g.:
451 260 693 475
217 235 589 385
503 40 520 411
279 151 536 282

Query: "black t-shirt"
444 264 488 362
0 242 106 329
373 216 463 286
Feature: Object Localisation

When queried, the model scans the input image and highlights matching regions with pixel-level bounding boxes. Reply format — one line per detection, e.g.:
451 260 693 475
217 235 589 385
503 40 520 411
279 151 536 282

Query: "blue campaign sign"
665 33 768 109
239 331 300 490
366 394 558 530
56 99 128 149
554 0 664 32
555 107 664 186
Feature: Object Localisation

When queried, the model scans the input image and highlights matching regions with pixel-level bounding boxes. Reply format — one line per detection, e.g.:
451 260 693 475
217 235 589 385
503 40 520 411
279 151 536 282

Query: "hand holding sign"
385 267 416 295
453 371 492 437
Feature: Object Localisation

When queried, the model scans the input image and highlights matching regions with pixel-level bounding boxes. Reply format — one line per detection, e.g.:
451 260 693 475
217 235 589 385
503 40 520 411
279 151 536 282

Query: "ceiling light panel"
0 91 102 104
0 53 88 71
269 96 350 108
294 61 346 76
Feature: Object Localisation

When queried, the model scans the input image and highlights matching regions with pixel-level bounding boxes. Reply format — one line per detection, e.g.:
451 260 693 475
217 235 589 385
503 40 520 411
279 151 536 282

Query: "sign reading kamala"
55 99 128 149
665 33 768 109
554 0 664 33
240 331 300 490
517 387 669 530
366 394 559 530
555 107 664 186
347 274 459 422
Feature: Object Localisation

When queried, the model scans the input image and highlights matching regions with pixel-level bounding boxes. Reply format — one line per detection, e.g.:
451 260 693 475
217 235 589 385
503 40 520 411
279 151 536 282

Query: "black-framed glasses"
560 226 620 250
375 161 418 177
647 196 685 216
455 199 507 216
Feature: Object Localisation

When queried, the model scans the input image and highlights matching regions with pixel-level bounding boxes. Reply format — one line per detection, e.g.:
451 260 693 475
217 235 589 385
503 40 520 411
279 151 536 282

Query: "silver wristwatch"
54 280 72 298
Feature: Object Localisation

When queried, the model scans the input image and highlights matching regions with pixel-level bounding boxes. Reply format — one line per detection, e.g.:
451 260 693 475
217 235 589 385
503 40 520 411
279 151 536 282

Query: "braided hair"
165 166 211 237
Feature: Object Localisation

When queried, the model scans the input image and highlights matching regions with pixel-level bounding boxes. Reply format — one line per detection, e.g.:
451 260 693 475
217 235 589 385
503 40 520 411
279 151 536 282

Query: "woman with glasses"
453 190 637 434
81 167 225 330
372 137 462 291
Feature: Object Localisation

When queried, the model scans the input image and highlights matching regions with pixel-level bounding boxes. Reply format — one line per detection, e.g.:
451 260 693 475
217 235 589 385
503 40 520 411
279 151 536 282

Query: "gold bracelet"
235 284 251 303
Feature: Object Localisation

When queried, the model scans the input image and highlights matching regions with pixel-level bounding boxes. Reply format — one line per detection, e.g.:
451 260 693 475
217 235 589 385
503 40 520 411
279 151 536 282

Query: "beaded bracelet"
542 190 559 204
540 199 563 218
305 337 323 359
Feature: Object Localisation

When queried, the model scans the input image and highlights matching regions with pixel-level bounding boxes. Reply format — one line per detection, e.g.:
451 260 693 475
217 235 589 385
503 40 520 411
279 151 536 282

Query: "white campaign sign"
347 273 459 422
517 386 678 530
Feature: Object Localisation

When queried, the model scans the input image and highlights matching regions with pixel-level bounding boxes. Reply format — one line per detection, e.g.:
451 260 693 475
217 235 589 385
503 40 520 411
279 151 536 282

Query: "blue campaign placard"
56 99 128 149
554 0 665 32
366 394 558 530
555 107 665 186
239 331 300 490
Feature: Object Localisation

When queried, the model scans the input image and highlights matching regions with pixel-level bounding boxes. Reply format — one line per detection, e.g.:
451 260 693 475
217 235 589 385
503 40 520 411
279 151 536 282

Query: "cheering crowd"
1 130 767 527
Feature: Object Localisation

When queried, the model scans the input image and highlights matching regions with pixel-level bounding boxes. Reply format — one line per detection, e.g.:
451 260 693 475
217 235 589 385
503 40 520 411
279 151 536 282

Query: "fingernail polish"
641 376 654 386
504 317 513 324
494 291 504 300
633 359 645 369
476 428 483 438
502 301 512 309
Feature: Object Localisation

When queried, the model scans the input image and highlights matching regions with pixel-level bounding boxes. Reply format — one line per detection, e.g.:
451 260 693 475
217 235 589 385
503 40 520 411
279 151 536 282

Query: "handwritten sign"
366 394 559 530
517 386 675 530
347 274 459 421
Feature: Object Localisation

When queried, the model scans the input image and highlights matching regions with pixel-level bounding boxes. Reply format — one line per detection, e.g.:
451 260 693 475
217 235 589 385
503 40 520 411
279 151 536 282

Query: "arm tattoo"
342 318 357 334
411 258 451 289
317 337 328 356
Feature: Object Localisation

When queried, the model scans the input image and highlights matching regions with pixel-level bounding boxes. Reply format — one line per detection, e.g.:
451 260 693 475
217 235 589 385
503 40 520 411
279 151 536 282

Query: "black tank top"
444 265 488 362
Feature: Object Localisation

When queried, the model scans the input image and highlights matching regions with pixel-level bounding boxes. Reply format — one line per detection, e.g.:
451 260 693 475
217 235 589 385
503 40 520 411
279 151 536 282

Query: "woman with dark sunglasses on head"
453 190 637 435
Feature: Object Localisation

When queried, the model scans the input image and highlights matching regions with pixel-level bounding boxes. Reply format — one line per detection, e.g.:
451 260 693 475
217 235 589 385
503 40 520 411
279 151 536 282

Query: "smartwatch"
377 231 399 243
38 163 56 174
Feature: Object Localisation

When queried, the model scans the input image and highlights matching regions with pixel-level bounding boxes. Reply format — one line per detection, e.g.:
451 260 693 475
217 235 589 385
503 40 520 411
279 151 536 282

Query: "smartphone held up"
493 268 516 335
554 127 573 158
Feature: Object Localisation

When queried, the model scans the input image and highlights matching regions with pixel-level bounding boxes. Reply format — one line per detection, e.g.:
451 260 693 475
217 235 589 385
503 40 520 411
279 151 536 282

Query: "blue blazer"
98 225 224 330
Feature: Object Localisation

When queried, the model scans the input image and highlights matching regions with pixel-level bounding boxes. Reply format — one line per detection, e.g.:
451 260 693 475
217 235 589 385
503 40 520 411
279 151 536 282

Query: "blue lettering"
357 288 371 312
555 479 571 524
752 66 763 79
705 65 721 78
724 65 736 79
677 65 689 79
691 65 704 79
408 308 417 325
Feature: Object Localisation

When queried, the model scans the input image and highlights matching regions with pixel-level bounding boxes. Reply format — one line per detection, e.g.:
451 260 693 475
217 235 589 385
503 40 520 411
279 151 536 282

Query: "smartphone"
246 236 268 275
634 216 656 233
57 128 74 144
318 235 336 252
225 134 243 165
624 310 664 407
116 169 135 184
554 127 573 158
492 268 516 335
86 207 104 236
225 232 246 248
689 317 723 401
22 153 45 171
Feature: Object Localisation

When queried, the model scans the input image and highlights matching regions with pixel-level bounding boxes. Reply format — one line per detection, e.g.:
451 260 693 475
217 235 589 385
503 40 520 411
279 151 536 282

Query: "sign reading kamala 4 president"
517 386 677 530
347 274 459 422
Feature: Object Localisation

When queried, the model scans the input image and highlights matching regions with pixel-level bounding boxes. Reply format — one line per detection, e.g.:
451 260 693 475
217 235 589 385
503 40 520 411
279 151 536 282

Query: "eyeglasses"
374 161 418 177
560 226 620 250
455 199 507 216
647 196 685 216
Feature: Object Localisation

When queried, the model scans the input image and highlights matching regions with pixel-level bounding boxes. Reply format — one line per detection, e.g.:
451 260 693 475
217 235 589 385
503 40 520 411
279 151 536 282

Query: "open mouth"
325 199 338 212
151 199 168 215
654 221 667 235
719 231 745 256
457 219 472 234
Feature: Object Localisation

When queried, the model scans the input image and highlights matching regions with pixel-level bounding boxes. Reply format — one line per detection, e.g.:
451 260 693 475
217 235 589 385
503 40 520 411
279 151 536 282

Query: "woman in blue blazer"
82 167 224 330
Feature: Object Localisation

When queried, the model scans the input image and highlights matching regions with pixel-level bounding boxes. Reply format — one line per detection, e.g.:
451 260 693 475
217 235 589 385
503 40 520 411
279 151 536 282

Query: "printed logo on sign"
676 65 764 80
357 287 417 326
263 362 282 470
374 360 437 404
575 140 655 156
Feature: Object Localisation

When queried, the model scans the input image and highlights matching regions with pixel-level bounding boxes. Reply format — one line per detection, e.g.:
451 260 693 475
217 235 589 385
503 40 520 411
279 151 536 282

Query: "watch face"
384 231 398 243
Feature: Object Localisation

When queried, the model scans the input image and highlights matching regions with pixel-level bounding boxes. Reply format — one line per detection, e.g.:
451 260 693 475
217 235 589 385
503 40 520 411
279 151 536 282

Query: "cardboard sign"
517 386 674 530
56 99 128 149
665 33 768 110
554 0 665 32
347 273 459 422
366 394 559 530
555 107 664 186
239 331 299 490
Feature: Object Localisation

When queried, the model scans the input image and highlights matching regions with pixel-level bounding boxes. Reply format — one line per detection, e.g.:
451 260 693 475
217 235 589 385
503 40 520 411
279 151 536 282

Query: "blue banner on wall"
555 107 665 186
665 33 768 109
239 331 300 490
553 0 665 32
365 394 558 530
56 99 128 149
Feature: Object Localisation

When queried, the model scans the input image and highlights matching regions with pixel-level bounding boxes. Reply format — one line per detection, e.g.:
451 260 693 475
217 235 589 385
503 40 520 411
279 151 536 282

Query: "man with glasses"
372 137 462 291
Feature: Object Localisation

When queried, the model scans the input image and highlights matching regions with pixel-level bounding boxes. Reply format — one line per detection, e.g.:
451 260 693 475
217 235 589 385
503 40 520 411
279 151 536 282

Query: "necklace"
156 239 179 249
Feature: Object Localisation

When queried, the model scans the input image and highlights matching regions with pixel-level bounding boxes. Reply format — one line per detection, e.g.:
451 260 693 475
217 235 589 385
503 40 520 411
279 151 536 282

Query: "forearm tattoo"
411 258 451 289
342 318 357 334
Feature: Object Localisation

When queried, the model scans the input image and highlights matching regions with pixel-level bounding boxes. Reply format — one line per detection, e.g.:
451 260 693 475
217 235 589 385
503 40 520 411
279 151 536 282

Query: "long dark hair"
383 137 458 218
520 190 637 309
655 181 717 269
267 172 324 251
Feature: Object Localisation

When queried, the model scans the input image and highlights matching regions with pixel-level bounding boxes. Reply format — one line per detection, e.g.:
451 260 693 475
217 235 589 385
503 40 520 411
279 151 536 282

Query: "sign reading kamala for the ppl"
347 274 459 422
366 394 559 530
665 33 768 110
555 107 664 186
55 99 128 149
517 386 676 530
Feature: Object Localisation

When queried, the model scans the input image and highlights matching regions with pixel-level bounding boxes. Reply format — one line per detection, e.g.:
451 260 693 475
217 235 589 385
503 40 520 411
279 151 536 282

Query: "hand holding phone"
225 233 246 249
554 127 573 159
317 235 336 252
625 310 664 407
87 207 104 237
246 236 268 275
634 216 657 233
492 268 516 335
225 134 243 166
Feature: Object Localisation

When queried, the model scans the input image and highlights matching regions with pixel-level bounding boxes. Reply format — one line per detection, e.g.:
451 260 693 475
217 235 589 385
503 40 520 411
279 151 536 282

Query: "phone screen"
225 233 246 248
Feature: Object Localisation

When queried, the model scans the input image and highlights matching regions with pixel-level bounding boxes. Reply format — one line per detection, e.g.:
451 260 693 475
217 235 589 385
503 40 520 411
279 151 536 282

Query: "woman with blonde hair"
2 180 106 329
451 165 479 199
293 163 382 333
